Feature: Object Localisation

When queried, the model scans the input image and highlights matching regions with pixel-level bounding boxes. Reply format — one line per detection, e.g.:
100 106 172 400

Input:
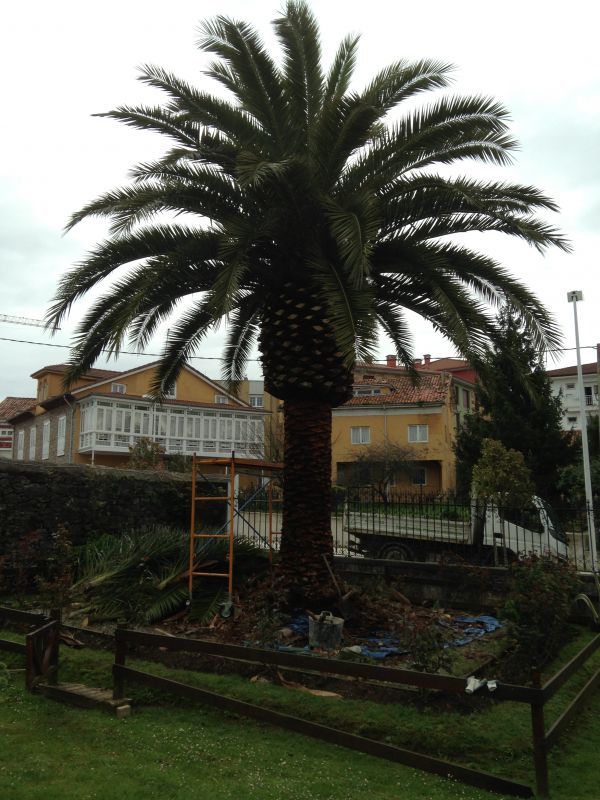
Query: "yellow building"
220 378 283 462
332 366 475 493
10 362 267 468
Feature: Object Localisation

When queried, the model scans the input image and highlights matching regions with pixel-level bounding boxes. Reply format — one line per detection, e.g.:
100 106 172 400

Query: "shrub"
129 438 165 470
502 554 579 677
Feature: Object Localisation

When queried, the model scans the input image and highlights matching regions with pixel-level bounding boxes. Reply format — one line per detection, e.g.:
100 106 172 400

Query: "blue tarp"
444 615 502 648
274 613 502 659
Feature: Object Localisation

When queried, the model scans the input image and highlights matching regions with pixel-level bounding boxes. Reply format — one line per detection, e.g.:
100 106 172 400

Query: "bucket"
308 611 344 651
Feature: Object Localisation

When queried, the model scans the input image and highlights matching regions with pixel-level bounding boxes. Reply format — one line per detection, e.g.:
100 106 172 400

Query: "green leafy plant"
35 524 74 614
472 438 535 508
400 613 453 674
128 438 165 470
71 526 267 624
502 554 579 678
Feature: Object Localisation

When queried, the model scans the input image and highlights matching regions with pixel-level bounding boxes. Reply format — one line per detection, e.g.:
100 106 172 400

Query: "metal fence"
225 483 598 572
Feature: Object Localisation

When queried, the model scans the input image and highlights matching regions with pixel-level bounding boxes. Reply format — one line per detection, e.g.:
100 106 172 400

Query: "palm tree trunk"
278 398 335 602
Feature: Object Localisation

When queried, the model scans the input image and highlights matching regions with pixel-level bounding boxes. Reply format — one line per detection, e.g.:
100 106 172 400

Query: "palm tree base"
277 399 338 603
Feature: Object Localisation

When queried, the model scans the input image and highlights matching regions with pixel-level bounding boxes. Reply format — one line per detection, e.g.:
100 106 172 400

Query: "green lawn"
1 629 599 799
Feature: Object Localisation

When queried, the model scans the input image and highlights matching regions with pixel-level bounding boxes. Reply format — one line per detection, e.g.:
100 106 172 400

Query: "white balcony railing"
78 397 265 459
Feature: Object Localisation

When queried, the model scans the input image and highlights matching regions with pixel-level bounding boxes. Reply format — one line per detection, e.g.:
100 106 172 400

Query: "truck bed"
344 511 473 544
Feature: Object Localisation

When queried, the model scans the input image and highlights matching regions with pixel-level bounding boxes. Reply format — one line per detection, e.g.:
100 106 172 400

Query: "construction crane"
0 314 59 330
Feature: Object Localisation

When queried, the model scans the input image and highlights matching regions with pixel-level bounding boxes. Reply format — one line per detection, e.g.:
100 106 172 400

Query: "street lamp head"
567 290 583 302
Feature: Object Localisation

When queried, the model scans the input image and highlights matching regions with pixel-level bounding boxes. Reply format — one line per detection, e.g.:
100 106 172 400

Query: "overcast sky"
1 0 599 398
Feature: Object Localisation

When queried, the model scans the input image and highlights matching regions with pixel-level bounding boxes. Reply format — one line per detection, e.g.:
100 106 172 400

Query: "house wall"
550 372 600 431
34 370 99 404
331 403 456 491
13 406 75 465
0 426 13 459
72 365 237 405
233 379 283 461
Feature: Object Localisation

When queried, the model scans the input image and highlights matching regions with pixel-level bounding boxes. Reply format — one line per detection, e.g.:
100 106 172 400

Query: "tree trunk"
278 398 335 603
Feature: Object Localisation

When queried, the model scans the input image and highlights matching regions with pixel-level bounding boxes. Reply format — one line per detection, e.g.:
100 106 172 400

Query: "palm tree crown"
48 2 568 599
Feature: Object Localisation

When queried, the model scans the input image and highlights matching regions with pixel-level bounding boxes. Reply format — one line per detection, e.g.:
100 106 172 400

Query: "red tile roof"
0 396 37 422
344 374 449 406
546 363 598 377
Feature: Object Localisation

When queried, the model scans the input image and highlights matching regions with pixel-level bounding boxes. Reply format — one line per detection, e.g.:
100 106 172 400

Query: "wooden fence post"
24 634 35 692
530 668 549 797
113 624 127 700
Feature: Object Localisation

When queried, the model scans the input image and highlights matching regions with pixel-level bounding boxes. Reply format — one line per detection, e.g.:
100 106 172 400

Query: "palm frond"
273 1 323 148
198 15 286 149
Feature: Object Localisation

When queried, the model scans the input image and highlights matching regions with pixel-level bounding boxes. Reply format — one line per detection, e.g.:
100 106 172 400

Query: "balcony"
78 397 265 458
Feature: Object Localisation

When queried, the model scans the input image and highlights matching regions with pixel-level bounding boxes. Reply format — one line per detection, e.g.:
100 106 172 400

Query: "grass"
1 628 599 799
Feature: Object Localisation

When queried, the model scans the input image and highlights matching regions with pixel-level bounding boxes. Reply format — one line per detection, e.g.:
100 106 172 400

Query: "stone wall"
0 461 193 550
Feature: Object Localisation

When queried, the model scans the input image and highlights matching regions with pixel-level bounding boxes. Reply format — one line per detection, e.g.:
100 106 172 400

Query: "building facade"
9 362 267 468
332 369 475 493
0 397 36 459
546 362 599 431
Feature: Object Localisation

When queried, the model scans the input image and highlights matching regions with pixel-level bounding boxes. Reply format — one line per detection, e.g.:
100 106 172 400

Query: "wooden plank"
542 634 600 700
115 665 533 798
0 607 47 626
194 457 282 470
0 638 27 655
115 628 538 701
40 683 131 715
544 669 600 752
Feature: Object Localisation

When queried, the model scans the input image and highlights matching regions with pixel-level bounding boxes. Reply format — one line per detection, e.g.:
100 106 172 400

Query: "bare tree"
342 441 419 501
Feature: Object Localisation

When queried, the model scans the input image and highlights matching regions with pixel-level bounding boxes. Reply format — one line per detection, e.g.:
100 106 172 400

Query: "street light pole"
567 291 597 572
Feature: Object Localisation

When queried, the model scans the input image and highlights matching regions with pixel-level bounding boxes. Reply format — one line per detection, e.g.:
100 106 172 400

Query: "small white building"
0 397 36 459
547 362 599 431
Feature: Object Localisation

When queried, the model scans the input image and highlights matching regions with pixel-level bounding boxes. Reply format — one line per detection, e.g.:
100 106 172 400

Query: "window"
411 467 427 486
17 430 24 460
462 389 470 410
57 415 66 456
408 424 429 443
111 383 126 394
567 416 577 423
353 388 381 396
350 426 370 445
565 383 575 390
164 386 177 400
215 394 229 404
249 394 264 407
42 420 50 459
29 426 36 460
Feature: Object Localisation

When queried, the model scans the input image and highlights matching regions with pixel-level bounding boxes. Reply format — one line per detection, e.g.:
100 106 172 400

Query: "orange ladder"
188 454 236 598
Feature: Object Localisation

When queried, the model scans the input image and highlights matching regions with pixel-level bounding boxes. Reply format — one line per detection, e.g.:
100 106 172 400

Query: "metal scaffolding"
188 454 283 599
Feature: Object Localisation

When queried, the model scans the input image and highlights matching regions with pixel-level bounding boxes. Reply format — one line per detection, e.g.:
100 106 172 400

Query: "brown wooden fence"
2 607 598 797
0 607 60 690
111 626 600 797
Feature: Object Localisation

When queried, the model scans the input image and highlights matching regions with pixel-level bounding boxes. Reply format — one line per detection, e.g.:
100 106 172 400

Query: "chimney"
386 354 397 368
413 358 422 366
423 354 431 365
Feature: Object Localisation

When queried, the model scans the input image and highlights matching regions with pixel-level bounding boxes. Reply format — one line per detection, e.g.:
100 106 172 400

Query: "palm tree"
47 2 568 601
